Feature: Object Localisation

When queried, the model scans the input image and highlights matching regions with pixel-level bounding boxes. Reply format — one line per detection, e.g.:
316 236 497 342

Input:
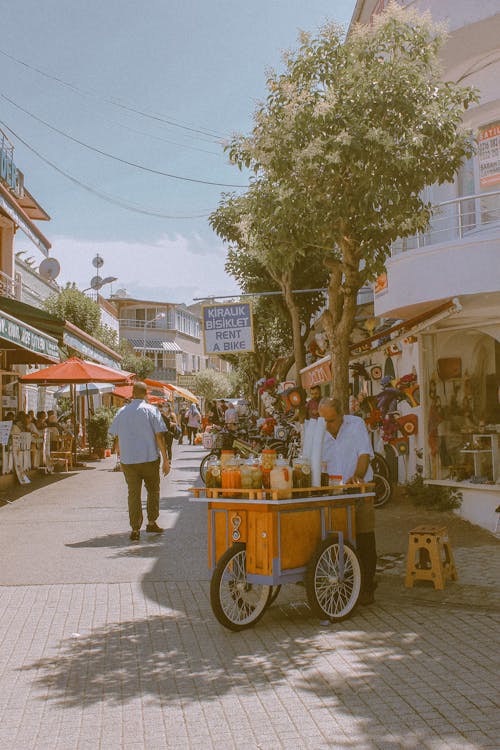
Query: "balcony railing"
391 189 500 255
0 270 21 299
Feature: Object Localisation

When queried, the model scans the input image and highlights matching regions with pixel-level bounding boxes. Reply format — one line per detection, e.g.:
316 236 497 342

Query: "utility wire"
0 120 212 219
1 92 246 188
0 47 226 141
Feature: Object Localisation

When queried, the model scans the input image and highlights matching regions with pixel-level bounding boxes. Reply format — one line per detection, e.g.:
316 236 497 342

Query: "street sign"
202 302 254 354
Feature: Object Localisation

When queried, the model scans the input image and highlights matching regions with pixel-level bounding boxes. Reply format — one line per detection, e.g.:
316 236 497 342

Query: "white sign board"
202 302 254 354
0 421 12 446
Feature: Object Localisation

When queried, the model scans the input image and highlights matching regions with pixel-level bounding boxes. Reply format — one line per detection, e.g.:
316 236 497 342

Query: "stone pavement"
0 447 498 750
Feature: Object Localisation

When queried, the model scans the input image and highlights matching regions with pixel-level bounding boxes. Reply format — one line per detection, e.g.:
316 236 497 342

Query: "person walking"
186 402 201 445
319 397 377 605
160 402 179 460
109 382 170 541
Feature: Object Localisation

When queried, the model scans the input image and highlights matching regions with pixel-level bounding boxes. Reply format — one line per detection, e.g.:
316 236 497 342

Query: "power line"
1 92 246 189
0 46 226 141
0 120 212 219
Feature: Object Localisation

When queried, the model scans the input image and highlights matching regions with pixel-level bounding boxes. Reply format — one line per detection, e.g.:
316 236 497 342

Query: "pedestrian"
160 402 179 460
319 397 377 605
306 385 322 420
186 402 201 445
224 401 238 428
108 381 170 541
178 403 188 445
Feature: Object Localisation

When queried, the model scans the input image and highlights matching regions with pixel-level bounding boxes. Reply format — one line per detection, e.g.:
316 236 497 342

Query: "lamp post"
142 312 166 358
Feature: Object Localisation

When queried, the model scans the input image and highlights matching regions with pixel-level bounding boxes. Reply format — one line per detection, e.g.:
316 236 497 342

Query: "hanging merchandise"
390 436 410 455
384 356 396 380
385 343 402 357
437 358 462 381
369 365 383 381
397 414 418 436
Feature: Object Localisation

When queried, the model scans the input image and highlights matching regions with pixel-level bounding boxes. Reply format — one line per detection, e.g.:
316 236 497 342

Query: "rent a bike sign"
202 302 254 354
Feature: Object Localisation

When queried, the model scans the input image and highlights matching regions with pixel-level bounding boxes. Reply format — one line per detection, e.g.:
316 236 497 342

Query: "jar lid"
221 450 234 454
262 449 276 454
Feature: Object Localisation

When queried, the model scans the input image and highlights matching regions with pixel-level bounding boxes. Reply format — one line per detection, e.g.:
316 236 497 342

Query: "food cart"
190 483 374 631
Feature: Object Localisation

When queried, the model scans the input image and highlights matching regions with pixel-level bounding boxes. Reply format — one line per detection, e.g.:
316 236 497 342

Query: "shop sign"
478 122 500 188
202 302 254 354
300 356 332 389
0 311 59 360
177 373 196 389
0 144 24 197
63 331 120 369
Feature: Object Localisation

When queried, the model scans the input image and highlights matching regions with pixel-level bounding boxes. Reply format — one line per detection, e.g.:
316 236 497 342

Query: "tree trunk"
282 275 306 375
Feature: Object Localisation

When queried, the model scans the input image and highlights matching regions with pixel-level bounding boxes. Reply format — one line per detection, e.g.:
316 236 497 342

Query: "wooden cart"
190 484 375 631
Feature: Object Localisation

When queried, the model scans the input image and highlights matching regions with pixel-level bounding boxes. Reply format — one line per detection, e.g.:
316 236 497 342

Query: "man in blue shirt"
109 382 170 541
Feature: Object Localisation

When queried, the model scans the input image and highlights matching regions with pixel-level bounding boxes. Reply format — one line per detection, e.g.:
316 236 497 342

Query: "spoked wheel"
210 543 272 631
372 472 393 508
306 536 361 622
267 585 282 608
200 451 218 484
371 452 389 480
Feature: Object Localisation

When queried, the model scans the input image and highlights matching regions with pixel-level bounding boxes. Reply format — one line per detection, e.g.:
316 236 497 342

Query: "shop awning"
299 298 462 387
127 338 181 352
0 182 51 256
63 321 122 369
0 306 59 364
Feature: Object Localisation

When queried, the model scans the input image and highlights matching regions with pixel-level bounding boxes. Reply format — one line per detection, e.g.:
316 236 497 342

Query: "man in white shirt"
224 403 238 427
319 397 377 605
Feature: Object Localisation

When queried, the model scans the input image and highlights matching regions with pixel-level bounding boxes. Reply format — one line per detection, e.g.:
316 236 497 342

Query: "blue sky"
2 0 356 301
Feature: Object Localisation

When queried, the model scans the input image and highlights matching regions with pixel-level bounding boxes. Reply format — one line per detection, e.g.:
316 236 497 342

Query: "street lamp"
143 312 166 355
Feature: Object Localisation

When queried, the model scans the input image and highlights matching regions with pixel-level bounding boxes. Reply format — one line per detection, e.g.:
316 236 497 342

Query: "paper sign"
0 421 12 446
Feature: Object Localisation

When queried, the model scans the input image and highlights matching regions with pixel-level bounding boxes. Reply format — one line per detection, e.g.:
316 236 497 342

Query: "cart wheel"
373 473 392 508
210 543 272 631
371 452 389 480
306 536 361 622
267 585 282 607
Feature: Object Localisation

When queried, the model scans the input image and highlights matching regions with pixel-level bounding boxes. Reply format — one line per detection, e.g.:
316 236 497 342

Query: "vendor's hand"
162 459 170 476
346 475 361 485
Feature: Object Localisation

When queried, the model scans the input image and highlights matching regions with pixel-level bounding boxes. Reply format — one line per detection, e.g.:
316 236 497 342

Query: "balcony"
375 189 500 318
0 270 21 300
149 368 177 383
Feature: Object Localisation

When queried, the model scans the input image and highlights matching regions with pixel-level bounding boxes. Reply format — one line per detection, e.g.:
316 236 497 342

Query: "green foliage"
224 4 478 406
406 474 462 512
56 397 73 419
88 406 117 451
192 369 232 402
45 283 101 335
118 340 154 379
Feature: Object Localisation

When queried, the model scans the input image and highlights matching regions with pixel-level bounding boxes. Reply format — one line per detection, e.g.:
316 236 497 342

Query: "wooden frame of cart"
190 485 374 630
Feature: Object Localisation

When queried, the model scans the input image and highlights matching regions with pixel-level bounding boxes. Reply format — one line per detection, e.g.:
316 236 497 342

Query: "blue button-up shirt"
109 399 166 464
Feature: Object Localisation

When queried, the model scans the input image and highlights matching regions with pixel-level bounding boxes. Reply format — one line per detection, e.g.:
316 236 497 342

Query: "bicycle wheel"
200 451 217 483
306 536 361 622
371 451 389 479
372 472 392 508
267 585 282 607
210 543 272 631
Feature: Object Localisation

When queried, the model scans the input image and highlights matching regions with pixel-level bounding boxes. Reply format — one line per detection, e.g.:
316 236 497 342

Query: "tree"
44 283 120 353
227 4 477 408
210 179 328 373
118 340 154 380
192 369 232 403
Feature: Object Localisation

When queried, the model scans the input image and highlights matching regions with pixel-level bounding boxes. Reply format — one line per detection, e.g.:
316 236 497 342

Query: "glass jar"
321 461 329 488
261 449 277 471
221 457 241 490
206 455 222 488
240 460 254 489
220 449 235 468
270 456 292 496
292 455 312 489
249 457 263 489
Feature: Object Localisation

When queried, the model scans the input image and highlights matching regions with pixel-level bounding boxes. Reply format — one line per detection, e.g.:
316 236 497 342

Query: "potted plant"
87 406 116 458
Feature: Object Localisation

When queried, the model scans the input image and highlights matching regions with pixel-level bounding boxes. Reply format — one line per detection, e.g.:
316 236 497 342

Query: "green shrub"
406 474 462 512
87 406 117 452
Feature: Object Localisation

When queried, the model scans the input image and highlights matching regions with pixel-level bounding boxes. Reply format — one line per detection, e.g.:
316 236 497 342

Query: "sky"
2 0 356 303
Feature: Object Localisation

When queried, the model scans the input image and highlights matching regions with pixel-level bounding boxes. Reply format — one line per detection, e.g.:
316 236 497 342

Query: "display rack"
460 433 499 481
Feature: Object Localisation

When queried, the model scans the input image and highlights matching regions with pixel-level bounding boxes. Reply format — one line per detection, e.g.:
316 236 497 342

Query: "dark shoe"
358 590 375 606
130 530 140 541
146 523 164 533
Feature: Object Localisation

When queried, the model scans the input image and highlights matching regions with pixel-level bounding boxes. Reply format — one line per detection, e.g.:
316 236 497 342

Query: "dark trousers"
186 425 197 444
164 432 173 460
121 459 160 531
356 531 377 593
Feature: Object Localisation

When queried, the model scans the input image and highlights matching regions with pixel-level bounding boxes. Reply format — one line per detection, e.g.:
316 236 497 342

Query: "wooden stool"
405 525 457 590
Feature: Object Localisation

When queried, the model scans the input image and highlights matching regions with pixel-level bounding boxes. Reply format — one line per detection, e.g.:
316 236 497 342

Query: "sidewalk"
0 447 498 750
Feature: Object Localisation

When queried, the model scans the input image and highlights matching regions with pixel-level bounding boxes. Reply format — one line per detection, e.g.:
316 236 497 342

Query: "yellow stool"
405 525 457 590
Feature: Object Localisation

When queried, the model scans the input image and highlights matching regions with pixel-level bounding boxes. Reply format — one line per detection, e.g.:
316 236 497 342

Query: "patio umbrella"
20 358 132 463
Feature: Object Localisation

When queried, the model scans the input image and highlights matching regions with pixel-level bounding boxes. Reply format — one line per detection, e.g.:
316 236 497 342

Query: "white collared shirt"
321 415 374 483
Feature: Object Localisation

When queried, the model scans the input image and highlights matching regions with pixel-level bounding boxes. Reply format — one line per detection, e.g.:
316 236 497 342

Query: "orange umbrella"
19 357 132 385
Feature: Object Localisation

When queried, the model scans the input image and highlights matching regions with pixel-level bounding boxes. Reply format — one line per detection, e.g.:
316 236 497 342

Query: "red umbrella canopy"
19 357 132 385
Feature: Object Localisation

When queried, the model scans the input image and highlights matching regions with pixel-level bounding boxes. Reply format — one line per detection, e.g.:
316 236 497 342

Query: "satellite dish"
90 275 103 290
39 257 61 280
92 254 104 269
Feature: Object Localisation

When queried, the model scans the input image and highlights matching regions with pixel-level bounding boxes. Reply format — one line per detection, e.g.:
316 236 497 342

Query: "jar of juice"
270 456 292 497
292 455 312 489
250 458 263 489
240 460 254 489
221 457 242 490
206 455 222 488
220 450 235 469
261 449 276 471
321 461 329 487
